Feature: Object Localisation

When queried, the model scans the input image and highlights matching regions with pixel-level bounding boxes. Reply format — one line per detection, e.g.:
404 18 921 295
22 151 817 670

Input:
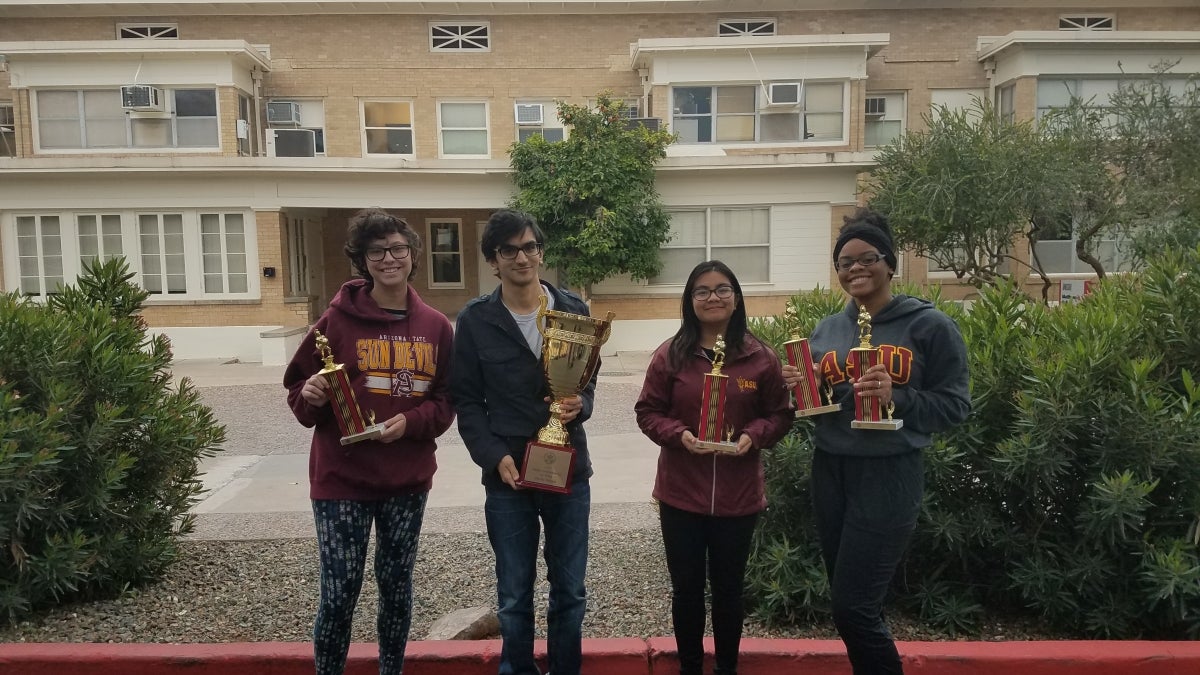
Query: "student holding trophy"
783 208 970 675
635 260 793 675
283 208 455 675
451 209 596 675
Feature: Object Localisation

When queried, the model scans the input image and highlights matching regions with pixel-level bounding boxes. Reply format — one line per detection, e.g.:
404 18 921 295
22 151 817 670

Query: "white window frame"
117 23 179 39
515 99 567 143
650 207 771 286
1059 15 1115 31
717 18 777 37
199 212 250 294
429 22 491 52
997 83 1016 125
427 218 465 289
268 98 326 156
0 102 14 157
362 99 415 157
864 91 906 148
437 100 490 158
671 82 848 146
31 88 220 154
3 210 259 300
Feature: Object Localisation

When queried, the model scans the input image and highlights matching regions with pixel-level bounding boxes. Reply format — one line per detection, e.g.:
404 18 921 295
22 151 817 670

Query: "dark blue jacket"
451 281 596 489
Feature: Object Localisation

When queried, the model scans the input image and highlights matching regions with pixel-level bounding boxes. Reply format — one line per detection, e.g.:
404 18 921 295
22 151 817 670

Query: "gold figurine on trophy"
694 334 739 454
782 306 842 418
315 329 387 445
848 306 903 431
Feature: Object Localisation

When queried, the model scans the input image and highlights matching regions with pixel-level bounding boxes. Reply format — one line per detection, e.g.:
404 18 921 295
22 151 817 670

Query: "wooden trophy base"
797 403 842 418
851 419 905 431
339 423 387 446
694 439 740 454
517 440 576 493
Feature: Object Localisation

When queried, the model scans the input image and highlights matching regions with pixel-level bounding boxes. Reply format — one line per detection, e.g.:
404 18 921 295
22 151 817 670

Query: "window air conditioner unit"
623 117 661 131
267 101 302 126
270 128 317 157
514 103 544 125
865 96 887 118
120 85 164 111
767 82 802 106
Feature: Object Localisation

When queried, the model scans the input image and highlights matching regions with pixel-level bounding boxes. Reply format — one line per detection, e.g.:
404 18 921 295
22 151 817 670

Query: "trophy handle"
535 294 550 337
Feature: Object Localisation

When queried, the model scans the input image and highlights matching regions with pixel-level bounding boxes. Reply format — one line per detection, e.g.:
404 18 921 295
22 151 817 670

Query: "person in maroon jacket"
635 260 793 675
283 208 455 675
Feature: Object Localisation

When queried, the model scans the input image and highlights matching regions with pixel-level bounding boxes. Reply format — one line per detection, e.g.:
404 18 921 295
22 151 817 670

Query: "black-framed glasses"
692 285 735 301
835 252 885 271
365 244 412 262
496 241 544 260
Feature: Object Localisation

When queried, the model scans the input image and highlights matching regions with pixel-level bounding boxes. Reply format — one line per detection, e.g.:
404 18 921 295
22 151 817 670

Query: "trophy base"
796 403 843 418
339 423 387 446
694 439 740 454
517 440 576 494
851 419 905 431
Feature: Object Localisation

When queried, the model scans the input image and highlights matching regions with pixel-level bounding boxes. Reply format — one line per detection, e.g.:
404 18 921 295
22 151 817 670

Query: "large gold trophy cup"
518 297 616 493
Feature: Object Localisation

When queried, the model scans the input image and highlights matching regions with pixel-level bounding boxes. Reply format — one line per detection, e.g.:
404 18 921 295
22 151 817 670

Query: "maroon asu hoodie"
284 279 455 500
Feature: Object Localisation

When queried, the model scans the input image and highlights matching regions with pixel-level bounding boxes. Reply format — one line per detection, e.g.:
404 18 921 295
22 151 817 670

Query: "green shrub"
0 258 225 620
749 251 1200 639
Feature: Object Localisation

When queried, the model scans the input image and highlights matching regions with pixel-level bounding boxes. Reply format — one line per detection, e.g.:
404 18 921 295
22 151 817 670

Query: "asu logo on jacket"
820 344 914 386
356 337 439 397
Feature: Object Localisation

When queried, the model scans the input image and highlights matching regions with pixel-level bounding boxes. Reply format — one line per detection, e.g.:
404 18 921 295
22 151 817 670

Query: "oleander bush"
0 258 225 620
749 249 1200 639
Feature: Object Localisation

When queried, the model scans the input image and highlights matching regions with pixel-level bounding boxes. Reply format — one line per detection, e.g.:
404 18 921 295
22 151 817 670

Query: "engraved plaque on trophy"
694 335 739 454
848 306 904 431
519 297 615 493
784 335 842 418
315 329 387 445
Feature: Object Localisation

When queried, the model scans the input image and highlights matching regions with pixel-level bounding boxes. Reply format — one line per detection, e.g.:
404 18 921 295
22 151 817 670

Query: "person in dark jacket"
451 209 595 675
283 208 455 675
635 260 793 675
784 208 970 675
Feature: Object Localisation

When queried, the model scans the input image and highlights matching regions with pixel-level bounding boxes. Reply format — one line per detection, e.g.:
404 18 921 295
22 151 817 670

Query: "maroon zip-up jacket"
635 335 793 517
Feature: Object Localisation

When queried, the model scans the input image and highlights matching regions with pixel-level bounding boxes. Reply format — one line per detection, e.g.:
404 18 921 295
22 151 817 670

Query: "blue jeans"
484 482 591 675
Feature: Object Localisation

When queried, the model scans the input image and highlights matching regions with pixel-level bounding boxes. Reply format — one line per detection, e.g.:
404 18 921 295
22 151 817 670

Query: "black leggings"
659 501 758 675
811 449 923 675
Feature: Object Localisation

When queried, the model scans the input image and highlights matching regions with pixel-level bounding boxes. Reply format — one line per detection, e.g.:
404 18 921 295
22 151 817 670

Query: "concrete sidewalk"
176 351 661 539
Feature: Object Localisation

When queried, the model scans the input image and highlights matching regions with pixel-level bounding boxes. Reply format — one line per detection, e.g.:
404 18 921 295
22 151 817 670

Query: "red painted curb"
2 639 1199 674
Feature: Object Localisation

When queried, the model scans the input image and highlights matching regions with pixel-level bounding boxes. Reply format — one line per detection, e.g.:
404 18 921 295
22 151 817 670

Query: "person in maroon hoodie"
635 260 793 675
283 208 455 675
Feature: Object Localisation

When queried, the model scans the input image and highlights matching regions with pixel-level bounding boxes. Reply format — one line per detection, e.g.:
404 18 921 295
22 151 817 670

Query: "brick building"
1 1 1198 361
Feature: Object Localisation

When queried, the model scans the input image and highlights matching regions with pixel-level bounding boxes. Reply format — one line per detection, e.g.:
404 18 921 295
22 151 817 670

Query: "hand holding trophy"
784 333 842 418
848 306 904 431
694 334 739 454
314 329 387 445
518 297 615 493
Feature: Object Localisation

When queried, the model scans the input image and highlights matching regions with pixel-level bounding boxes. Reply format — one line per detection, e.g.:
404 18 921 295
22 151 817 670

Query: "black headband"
833 224 897 269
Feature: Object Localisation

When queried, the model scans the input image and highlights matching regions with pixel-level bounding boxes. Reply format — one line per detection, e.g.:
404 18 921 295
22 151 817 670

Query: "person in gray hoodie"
784 208 970 675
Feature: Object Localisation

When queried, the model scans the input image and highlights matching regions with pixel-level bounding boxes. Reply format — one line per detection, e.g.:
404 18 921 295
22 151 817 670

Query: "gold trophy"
694 335 739 454
518 296 615 493
848 306 903 431
315 329 387 445
783 334 842 418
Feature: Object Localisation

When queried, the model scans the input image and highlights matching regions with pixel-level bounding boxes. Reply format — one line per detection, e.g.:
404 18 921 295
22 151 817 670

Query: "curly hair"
343 208 422 282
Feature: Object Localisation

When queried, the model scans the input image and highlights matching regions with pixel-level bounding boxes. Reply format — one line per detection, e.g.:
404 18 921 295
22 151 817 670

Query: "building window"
268 99 325 157
285 216 309 296
653 208 770 284
34 88 219 150
117 24 179 39
427 219 464 287
439 101 488 157
430 23 490 51
1059 15 1114 31
865 92 905 147
997 84 1016 124
363 101 414 156
718 19 776 36
673 83 846 144
0 103 14 157
515 101 566 143
7 210 256 299
200 212 249 293
1032 214 1132 275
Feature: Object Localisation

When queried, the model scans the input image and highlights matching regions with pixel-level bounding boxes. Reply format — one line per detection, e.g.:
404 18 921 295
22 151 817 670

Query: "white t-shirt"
508 286 555 356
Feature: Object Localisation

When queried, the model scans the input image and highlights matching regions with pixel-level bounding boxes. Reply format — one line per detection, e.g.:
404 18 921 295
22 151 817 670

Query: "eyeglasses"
496 241 544 260
365 244 412 262
835 252 885 272
692 285 735 301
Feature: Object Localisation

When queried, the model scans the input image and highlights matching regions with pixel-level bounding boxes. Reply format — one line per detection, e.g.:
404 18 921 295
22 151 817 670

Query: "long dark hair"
667 260 748 372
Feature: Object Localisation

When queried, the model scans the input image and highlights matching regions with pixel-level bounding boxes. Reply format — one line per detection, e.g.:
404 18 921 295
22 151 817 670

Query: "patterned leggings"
312 493 428 675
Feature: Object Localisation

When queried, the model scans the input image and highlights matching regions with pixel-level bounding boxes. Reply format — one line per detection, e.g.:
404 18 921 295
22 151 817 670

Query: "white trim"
428 21 491 52
426 217 465 289
361 98 415 158
437 99 490 159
